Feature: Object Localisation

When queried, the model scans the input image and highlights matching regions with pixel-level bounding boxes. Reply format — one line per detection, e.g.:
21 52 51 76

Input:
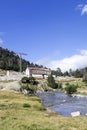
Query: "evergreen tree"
47 74 57 89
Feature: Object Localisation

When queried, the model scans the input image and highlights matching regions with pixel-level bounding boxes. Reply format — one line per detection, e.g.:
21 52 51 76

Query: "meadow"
0 91 87 130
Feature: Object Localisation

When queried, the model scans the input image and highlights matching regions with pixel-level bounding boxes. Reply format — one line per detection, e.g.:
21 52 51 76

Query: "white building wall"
32 74 42 78
25 68 30 77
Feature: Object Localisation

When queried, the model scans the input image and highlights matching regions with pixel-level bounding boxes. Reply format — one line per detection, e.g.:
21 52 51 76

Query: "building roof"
28 67 51 71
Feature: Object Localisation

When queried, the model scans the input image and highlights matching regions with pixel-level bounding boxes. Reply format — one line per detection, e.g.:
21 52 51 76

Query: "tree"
69 68 73 76
74 69 83 78
47 74 58 89
57 67 62 76
83 67 87 82
63 71 69 76
51 70 58 77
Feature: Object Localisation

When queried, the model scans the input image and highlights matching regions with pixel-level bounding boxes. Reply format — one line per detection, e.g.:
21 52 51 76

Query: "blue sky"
0 0 87 71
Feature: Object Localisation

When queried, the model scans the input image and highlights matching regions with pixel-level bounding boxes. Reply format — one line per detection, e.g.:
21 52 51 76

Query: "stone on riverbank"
71 111 80 117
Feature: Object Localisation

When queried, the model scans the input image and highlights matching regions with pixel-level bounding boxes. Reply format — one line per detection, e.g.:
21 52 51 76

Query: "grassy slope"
0 91 87 130
58 79 87 95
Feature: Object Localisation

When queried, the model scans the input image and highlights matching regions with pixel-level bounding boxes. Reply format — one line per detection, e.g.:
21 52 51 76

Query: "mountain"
0 47 43 71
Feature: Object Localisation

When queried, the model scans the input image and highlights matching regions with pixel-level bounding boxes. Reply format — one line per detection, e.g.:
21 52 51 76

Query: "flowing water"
37 91 87 117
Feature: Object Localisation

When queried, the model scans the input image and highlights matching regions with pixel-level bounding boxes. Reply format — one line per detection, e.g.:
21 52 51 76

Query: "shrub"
21 77 38 94
21 77 29 83
65 84 77 96
33 104 46 111
21 76 38 85
29 77 38 85
23 103 31 108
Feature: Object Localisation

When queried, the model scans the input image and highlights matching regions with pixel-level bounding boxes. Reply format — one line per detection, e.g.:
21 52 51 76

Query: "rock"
71 111 80 117
23 89 28 95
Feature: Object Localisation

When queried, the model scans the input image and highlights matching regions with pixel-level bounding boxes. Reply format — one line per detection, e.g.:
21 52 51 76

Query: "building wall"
25 67 30 77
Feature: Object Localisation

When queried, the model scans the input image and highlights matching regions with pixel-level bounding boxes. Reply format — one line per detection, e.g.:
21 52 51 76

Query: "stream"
37 91 87 117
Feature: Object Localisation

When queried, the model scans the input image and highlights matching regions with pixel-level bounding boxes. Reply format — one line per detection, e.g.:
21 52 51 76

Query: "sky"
0 0 87 72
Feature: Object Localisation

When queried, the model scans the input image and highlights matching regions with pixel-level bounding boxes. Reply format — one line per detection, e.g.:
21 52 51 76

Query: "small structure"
25 67 51 79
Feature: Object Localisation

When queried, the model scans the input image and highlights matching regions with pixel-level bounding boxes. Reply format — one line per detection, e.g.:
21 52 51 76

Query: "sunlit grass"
0 91 87 130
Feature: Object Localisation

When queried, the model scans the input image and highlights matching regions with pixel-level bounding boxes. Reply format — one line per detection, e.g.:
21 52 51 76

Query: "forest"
0 47 43 71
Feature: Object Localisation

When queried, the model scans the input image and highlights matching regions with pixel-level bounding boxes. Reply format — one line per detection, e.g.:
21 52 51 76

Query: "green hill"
0 47 43 71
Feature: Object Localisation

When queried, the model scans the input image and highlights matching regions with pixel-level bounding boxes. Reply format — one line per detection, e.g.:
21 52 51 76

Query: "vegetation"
0 91 87 130
65 83 78 96
0 47 43 71
74 69 83 78
83 67 87 82
21 76 38 85
51 68 63 77
51 68 85 78
23 103 31 108
21 77 30 83
47 74 58 89
21 77 38 95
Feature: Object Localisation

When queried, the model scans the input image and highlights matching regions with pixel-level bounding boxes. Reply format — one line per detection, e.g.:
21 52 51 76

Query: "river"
37 91 87 117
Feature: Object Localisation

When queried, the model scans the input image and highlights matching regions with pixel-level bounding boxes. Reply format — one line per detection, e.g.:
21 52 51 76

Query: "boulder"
71 111 80 117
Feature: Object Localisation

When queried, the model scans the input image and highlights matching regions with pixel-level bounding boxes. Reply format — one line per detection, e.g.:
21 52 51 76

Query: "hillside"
0 47 43 72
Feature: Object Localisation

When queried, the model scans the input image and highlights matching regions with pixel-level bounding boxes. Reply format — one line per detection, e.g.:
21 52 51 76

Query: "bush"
65 84 77 96
23 103 31 108
21 77 38 85
21 77 29 83
29 77 38 85
22 84 37 95
21 77 38 95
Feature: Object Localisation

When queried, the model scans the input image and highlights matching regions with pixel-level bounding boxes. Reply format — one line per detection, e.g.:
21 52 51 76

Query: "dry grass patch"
77 87 87 95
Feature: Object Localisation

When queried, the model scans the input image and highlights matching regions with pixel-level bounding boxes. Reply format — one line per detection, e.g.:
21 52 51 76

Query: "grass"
0 91 87 130
77 87 87 95
69 81 87 88
57 79 87 95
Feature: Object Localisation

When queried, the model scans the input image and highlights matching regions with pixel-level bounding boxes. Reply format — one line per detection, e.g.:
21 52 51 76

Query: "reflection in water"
37 91 87 117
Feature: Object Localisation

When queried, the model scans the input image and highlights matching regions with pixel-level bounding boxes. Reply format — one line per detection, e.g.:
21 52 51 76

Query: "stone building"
25 67 51 79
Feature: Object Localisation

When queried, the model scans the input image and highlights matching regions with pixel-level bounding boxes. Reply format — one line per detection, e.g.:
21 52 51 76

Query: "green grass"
69 81 87 87
62 79 87 87
0 91 87 130
57 79 87 94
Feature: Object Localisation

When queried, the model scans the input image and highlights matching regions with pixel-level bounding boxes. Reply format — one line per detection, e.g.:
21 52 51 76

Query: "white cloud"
76 4 83 10
81 4 87 15
36 57 50 66
36 50 87 72
76 4 87 15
